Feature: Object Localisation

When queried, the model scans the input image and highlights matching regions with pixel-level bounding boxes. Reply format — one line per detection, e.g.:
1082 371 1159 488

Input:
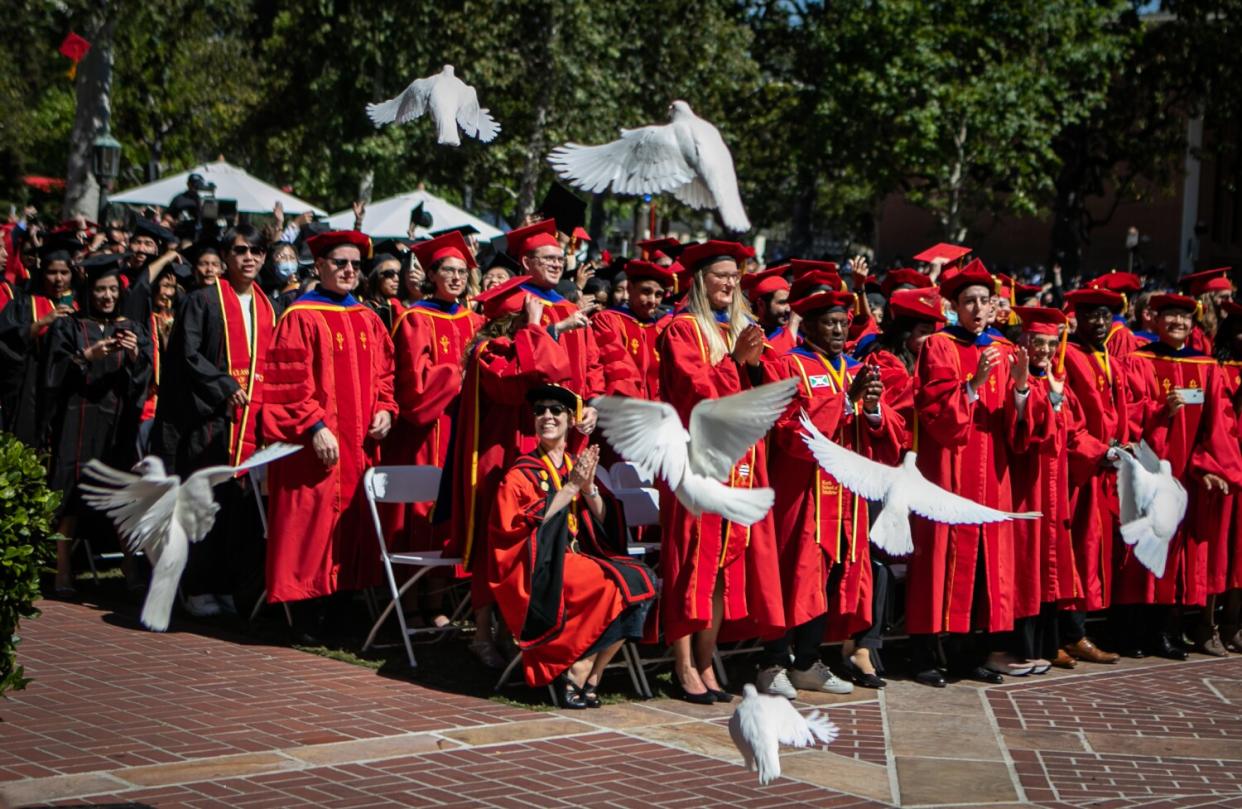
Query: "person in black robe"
0 245 79 446
43 253 152 592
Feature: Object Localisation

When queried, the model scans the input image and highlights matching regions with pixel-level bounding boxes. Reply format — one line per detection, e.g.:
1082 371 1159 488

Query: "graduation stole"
216 282 276 465
140 310 171 421
791 350 863 563
536 448 579 536
29 294 71 338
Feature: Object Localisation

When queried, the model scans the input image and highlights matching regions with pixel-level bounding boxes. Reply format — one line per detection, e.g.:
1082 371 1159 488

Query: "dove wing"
1115 451 1144 524
676 473 774 526
365 76 435 127
768 697 818 748
548 124 694 196
687 378 798 480
79 460 179 555
905 469 1039 525
1136 439 1162 474
799 412 895 501
691 124 751 231
672 176 716 210
593 396 690 489
454 84 500 143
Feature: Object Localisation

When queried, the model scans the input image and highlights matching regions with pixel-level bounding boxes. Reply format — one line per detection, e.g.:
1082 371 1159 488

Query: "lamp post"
92 125 122 224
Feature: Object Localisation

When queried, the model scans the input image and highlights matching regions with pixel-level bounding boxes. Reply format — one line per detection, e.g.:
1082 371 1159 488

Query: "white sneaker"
184 594 222 617
789 660 855 694
756 665 798 699
215 594 237 616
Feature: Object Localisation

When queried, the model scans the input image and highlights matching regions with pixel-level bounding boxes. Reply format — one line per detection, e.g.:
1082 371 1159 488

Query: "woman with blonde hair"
656 241 786 703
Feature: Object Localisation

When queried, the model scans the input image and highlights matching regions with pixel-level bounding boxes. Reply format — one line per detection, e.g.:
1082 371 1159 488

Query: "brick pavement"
2 598 1241 807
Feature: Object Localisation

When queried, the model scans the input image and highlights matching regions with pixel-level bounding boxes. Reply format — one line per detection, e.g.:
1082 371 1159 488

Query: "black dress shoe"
843 659 886 689
1120 646 1146 658
914 668 947 688
580 684 602 708
675 681 715 704
708 688 733 703
558 674 589 709
964 666 1004 684
1150 634 1189 660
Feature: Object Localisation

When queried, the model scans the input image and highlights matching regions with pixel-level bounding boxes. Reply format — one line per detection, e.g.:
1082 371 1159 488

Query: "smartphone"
1175 387 1205 405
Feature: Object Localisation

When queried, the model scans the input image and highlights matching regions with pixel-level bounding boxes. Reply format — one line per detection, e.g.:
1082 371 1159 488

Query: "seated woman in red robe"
488 385 656 708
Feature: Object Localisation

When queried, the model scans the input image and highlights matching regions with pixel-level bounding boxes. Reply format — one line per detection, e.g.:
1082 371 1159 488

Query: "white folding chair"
246 465 292 626
361 465 464 669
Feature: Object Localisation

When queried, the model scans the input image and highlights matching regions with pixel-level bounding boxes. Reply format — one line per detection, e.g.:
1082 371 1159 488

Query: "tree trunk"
63 13 115 220
788 162 818 256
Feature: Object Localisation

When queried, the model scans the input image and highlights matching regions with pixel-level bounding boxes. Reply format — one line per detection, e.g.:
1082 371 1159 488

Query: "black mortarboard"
39 233 83 264
537 183 587 237
186 240 222 264
410 202 433 230
430 224 479 239
81 252 128 282
483 249 522 276
373 237 413 256
132 218 176 245
168 261 193 282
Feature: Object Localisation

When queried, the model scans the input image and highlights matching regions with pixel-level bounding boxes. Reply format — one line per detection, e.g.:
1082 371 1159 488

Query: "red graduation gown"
1061 339 1133 611
489 452 656 686
524 283 604 400
764 347 903 638
385 300 482 551
907 326 1026 635
870 349 917 449
445 325 571 605
1104 317 1140 357
261 295 398 602
1119 343 1242 606
1209 360 1242 592
656 313 785 642
592 306 665 399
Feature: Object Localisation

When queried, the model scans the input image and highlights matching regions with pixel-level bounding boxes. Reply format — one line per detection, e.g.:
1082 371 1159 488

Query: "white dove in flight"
592 378 798 526
1113 440 1187 577
799 412 1040 556
728 683 839 785
366 65 500 146
548 100 751 232
79 443 302 631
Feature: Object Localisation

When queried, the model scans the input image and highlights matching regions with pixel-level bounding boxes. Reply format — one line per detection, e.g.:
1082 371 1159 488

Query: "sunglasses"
379 270 399 280
532 403 568 416
230 244 267 256
329 258 363 270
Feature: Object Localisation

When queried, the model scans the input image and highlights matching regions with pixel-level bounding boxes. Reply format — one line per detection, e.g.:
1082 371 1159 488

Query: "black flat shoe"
964 666 1004 684
843 659 886 689
558 674 589 709
675 681 715 704
914 668 947 688
708 688 733 703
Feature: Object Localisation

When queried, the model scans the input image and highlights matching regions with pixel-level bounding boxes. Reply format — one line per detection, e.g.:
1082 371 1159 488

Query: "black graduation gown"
0 290 57 447
42 312 152 502
150 286 241 474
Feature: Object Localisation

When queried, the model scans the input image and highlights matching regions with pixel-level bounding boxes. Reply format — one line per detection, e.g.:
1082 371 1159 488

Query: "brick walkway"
1 599 1241 808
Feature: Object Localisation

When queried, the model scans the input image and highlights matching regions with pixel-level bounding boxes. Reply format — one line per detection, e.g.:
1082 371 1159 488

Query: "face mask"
945 308 959 326
274 260 298 281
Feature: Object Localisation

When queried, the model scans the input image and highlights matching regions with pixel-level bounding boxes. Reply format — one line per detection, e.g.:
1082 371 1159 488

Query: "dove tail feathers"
870 505 914 556
141 528 189 632
437 114 461 146
804 711 840 746
1121 518 1170 577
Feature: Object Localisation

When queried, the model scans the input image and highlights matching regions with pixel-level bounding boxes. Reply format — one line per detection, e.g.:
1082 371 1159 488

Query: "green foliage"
0 433 60 697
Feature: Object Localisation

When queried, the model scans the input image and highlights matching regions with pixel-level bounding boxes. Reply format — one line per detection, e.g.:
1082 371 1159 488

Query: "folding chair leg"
546 684 558 708
249 590 267 622
362 566 432 654
75 538 101 584
494 654 522 692
623 642 653 698
712 651 729 688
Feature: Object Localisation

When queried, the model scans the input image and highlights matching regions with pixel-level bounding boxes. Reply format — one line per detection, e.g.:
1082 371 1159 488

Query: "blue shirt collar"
713 309 730 324
521 282 564 303
1139 340 1204 359
300 288 360 308
946 324 993 346
415 298 460 314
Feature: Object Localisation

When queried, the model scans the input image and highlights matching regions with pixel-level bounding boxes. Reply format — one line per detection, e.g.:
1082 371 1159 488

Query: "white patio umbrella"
110 160 327 216
325 188 503 241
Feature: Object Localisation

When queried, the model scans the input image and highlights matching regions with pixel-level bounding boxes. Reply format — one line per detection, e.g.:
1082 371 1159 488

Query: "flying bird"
728 683 839 785
548 100 751 232
799 412 1040 556
1113 440 1187 577
366 65 500 146
592 378 798 526
79 443 302 631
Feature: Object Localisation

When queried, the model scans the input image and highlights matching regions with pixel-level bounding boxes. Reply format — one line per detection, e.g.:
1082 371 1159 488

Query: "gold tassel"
67 63 77 80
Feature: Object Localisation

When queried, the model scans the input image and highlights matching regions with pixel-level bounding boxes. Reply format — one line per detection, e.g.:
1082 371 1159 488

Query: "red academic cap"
1013 306 1067 336
742 264 790 299
1015 281 1042 300
792 290 855 317
505 219 560 256
790 270 845 301
913 243 970 266
1088 271 1142 295
679 240 752 272
637 237 681 261
572 227 591 242
473 274 530 320
888 288 946 323
993 273 1015 301
1064 288 1125 312
788 259 839 279
624 259 676 287
1181 267 1233 296
880 268 933 297
1149 293 1199 313
308 230 372 260
938 259 995 301
411 230 477 271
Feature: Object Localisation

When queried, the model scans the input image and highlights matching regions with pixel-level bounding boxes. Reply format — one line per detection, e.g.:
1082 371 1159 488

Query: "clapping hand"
569 444 600 492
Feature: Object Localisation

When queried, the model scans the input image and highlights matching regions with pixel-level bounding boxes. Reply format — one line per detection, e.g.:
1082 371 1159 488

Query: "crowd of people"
2 193 1241 709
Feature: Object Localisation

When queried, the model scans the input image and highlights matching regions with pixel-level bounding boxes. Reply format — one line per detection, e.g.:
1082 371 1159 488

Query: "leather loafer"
1149 634 1189 660
1064 637 1120 664
914 668 947 688
843 659 886 688
1051 649 1077 669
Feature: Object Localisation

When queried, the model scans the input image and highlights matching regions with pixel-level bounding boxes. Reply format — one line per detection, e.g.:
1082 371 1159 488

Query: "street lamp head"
92 129 122 181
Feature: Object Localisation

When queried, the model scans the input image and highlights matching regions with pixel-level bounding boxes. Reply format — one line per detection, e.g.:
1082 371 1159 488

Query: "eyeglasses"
532 403 568 416
378 270 399 280
437 267 470 277
230 244 267 256
706 270 741 283
329 258 362 270
531 254 566 266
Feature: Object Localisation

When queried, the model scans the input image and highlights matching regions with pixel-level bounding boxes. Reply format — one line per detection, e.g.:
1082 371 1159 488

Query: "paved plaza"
2 598 1241 808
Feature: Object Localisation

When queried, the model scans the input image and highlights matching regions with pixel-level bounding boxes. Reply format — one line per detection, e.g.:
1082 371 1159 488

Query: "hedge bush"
0 432 60 697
